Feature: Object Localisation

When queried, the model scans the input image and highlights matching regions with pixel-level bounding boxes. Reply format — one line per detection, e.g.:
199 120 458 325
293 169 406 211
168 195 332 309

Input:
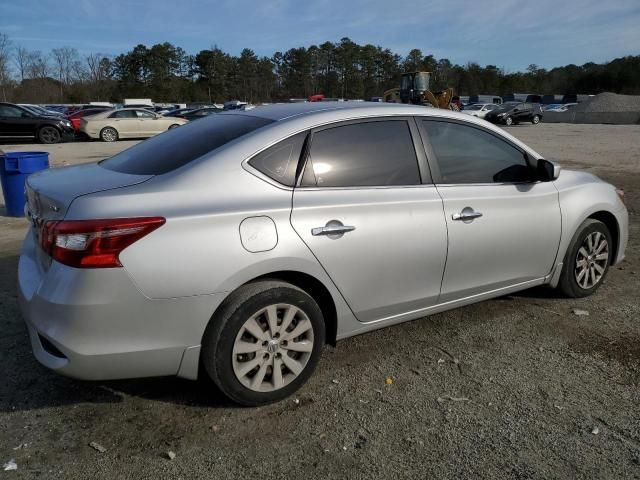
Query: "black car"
484 102 543 126
0 102 75 143
178 107 223 121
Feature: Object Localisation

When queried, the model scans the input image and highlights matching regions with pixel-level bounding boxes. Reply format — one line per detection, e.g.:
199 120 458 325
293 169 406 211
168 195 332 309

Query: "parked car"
80 108 188 141
544 103 578 113
460 103 501 119
484 102 543 126
0 102 75 143
19 103 628 406
163 108 194 117
178 107 223 121
19 104 65 118
66 108 112 133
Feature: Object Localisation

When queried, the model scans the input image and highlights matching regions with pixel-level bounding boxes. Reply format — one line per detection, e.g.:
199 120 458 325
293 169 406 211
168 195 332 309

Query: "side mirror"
537 158 561 181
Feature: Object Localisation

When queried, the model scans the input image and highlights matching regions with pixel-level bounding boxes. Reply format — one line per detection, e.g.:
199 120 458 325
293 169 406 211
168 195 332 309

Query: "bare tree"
14 45 29 81
26 51 49 79
51 46 80 99
0 33 12 101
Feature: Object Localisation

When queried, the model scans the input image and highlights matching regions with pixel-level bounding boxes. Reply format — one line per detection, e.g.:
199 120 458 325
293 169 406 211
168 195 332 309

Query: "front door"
291 118 448 322
0 104 34 137
418 118 561 302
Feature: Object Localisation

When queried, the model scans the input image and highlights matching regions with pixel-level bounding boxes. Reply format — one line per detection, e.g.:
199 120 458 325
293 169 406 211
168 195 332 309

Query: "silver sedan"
19 103 628 405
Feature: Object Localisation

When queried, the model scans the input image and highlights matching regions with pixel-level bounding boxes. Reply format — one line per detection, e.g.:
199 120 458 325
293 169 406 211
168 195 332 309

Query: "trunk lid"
26 162 152 221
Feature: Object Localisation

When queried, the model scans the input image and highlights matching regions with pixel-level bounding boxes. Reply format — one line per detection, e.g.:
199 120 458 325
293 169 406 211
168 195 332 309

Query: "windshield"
101 114 273 175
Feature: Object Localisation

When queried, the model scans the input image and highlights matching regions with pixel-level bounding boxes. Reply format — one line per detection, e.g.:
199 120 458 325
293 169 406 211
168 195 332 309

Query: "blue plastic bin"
0 151 50 217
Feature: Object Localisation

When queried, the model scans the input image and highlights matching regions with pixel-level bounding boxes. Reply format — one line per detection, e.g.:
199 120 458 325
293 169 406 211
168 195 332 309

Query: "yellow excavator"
383 71 458 110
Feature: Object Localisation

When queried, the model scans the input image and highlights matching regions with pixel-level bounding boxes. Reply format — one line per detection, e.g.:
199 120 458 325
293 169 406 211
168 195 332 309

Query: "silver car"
19 103 628 406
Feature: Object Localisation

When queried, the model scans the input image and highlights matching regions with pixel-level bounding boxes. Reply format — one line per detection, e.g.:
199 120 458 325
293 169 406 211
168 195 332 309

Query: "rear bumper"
18 231 222 381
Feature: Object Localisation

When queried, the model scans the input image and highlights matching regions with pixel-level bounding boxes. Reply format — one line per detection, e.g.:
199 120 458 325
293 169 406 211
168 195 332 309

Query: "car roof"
226 101 451 122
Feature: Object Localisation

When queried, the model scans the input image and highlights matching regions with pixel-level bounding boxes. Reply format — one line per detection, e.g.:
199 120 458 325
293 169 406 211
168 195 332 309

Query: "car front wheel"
532 115 540 124
201 280 325 406
505 116 513 126
558 219 613 297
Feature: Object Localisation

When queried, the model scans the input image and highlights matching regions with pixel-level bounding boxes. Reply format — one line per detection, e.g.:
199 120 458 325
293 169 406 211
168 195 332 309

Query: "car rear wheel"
532 115 540 124
38 126 61 144
505 116 513 126
100 127 118 142
558 219 613 298
201 280 325 406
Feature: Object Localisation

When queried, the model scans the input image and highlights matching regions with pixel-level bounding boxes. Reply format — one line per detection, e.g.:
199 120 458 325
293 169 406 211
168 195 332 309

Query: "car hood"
26 162 153 220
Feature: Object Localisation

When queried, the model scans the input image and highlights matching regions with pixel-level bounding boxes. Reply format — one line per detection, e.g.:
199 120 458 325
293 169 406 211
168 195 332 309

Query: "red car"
66 108 111 132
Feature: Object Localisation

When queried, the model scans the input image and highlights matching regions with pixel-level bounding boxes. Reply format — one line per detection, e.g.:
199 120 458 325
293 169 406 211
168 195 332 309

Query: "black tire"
201 280 325 406
168 124 180 130
505 116 513 126
532 115 540 124
558 219 613 298
100 127 118 142
38 126 61 144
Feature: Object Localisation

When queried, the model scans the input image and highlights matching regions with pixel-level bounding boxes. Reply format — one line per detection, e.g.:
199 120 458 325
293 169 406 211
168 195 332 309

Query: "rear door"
417 118 561 302
291 118 448 322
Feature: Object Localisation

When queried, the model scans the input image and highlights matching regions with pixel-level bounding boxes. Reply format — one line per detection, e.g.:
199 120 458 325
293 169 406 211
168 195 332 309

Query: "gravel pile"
574 92 640 112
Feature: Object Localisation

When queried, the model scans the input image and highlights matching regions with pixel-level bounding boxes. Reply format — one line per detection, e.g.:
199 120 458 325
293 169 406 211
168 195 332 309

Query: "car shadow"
0 247 565 413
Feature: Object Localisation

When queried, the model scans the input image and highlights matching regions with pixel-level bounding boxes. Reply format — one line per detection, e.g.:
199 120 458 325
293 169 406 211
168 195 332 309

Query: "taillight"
40 217 165 268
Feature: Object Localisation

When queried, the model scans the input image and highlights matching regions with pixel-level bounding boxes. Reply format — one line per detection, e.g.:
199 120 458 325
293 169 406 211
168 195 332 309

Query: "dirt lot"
1 124 639 479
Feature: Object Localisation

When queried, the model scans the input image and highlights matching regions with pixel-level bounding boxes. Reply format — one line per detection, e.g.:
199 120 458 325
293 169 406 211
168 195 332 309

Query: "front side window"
248 131 307 187
302 120 421 187
422 120 532 184
110 110 136 119
136 110 155 118
0 106 24 118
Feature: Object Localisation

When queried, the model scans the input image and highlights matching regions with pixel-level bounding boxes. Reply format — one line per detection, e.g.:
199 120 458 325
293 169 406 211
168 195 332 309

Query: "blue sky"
2 0 639 71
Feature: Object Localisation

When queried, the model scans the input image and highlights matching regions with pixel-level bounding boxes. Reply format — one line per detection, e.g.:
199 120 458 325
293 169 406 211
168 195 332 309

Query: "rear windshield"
100 114 273 175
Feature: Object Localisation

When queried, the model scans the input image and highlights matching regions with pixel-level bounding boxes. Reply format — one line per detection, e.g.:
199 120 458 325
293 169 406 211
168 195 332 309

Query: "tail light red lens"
40 217 165 268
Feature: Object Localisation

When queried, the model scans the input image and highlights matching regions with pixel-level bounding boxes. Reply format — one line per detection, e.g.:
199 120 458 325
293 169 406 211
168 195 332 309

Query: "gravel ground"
0 124 639 479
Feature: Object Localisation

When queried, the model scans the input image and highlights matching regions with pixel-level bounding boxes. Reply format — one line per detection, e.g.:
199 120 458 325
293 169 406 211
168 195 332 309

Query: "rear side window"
248 132 307 187
302 120 420 187
422 120 532 184
101 115 273 175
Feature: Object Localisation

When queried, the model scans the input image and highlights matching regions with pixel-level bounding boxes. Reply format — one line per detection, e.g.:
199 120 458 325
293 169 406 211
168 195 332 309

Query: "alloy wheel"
574 231 609 289
101 128 117 142
40 127 60 144
232 303 314 392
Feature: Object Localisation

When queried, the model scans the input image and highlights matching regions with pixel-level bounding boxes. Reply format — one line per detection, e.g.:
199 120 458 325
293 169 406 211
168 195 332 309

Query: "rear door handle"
312 225 356 236
452 208 483 221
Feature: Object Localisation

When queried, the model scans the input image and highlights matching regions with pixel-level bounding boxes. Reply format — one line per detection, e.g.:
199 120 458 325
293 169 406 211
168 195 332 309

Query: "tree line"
0 32 639 104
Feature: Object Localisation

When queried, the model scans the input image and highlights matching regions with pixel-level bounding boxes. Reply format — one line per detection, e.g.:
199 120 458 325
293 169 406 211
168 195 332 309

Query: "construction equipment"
383 71 458 110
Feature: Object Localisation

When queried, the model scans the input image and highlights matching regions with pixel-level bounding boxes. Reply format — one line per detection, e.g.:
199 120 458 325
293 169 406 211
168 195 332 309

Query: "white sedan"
461 103 501 119
80 108 188 142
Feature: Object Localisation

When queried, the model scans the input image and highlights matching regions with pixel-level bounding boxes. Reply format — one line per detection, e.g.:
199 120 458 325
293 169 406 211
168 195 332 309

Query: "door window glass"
422 120 532 184
110 110 137 118
136 110 155 118
302 120 420 187
0 106 25 117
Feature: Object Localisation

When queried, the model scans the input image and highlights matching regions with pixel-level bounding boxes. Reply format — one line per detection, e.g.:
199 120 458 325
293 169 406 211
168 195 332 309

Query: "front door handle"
452 207 483 222
311 221 355 238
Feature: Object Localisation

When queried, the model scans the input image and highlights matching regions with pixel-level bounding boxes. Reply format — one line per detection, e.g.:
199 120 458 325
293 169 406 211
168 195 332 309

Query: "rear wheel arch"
208 270 338 347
